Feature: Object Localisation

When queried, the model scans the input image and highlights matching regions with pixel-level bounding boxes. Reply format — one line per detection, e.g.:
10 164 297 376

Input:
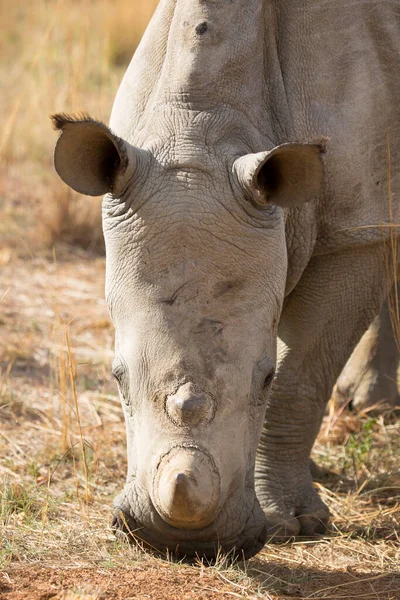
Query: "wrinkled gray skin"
333 284 400 412
52 0 400 559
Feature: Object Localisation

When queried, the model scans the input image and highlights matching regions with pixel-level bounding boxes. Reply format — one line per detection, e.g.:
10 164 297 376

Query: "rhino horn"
152 447 221 530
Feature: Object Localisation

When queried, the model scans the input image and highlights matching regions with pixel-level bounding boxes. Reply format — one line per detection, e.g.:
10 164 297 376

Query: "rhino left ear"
234 142 324 209
51 113 143 197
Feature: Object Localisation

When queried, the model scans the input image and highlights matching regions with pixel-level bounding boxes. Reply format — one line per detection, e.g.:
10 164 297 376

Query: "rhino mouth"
111 484 267 560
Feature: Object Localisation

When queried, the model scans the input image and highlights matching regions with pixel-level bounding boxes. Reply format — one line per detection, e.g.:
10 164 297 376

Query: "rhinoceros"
52 0 400 558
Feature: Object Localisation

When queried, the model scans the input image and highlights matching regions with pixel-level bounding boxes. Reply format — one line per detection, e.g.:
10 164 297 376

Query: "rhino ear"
234 142 324 209
51 113 141 196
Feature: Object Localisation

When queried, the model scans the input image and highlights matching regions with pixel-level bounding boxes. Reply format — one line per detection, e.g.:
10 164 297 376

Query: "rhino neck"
111 0 274 147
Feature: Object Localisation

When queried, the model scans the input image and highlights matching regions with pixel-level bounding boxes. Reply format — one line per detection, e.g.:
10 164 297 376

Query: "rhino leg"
255 248 388 538
332 283 400 412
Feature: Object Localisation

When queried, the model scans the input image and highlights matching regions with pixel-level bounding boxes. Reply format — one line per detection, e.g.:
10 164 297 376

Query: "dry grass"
0 0 158 256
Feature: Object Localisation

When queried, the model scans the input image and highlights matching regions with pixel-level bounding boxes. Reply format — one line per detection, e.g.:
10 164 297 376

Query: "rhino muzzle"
152 446 221 530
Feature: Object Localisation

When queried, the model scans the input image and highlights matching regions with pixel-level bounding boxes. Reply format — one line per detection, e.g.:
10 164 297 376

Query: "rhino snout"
152 446 221 530
165 382 215 427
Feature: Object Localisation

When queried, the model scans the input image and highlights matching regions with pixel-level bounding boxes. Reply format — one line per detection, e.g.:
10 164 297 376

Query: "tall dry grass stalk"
65 329 91 505
58 324 70 454
48 307 93 505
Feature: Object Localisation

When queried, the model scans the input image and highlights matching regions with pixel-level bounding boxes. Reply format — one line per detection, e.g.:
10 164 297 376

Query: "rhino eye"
263 369 275 390
112 358 130 405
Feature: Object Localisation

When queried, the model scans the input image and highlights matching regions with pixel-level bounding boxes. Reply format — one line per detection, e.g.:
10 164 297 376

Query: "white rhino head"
52 113 323 558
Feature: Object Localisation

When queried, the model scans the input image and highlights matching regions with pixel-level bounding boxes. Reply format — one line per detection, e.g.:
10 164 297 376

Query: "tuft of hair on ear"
50 112 129 169
311 136 330 154
50 112 102 132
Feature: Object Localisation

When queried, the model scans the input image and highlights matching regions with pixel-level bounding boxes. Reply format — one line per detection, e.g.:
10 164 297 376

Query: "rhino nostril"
166 382 214 427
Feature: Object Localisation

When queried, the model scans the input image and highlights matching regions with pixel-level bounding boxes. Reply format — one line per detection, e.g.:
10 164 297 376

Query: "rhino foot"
332 367 399 412
333 293 400 413
260 484 330 541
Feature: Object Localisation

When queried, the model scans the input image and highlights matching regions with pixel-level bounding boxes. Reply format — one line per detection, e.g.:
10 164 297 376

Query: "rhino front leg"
332 283 400 412
255 248 388 538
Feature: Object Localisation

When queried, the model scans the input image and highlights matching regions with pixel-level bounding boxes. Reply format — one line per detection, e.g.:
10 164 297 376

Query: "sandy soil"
2 558 400 599
0 565 237 600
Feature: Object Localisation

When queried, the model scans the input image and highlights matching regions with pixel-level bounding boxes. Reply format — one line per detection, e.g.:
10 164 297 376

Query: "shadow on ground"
248 556 400 598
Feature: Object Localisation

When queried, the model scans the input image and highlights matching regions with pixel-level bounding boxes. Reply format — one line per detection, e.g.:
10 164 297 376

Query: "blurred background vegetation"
0 0 158 255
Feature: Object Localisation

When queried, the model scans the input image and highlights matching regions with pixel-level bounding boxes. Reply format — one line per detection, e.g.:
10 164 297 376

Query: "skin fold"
52 0 400 558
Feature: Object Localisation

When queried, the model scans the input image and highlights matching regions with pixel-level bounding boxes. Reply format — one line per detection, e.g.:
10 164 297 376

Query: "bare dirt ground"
0 252 399 599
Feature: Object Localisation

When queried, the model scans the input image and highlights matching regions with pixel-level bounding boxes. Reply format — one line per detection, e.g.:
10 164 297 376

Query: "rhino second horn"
165 382 214 427
152 447 220 530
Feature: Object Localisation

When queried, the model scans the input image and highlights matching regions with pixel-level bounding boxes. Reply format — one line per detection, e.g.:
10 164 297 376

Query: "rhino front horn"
152 447 221 530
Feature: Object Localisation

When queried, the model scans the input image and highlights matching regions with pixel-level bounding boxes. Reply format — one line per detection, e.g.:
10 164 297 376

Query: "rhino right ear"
51 113 142 197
